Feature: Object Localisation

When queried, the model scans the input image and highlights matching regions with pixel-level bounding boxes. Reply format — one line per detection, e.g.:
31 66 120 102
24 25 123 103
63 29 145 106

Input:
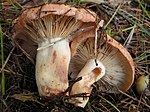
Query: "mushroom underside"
69 36 134 93
13 14 96 59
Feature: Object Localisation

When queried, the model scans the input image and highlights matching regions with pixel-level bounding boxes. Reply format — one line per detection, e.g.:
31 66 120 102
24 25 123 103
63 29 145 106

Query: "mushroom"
136 75 149 94
11 4 98 97
69 34 135 107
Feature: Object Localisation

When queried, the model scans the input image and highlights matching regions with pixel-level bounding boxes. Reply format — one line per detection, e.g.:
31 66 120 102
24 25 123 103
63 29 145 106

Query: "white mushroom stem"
70 59 105 107
36 38 70 96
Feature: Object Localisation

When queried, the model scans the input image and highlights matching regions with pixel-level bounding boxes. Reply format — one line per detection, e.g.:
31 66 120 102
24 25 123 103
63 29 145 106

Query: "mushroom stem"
70 59 105 107
36 38 70 96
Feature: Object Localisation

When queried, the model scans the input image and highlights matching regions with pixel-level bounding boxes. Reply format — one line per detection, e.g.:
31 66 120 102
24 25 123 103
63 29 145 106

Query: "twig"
95 20 104 58
16 42 35 64
119 90 150 109
0 46 15 73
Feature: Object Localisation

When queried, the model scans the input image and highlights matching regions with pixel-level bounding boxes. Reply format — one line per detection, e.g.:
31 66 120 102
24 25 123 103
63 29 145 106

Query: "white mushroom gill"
70 59 105 107
23 15 83 96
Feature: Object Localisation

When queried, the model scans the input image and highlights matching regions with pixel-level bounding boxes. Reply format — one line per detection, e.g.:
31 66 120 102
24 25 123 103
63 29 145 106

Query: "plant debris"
0 0 150 112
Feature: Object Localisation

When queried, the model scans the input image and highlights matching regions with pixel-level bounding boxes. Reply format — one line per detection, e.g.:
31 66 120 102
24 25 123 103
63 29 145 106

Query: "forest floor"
0 0 150 112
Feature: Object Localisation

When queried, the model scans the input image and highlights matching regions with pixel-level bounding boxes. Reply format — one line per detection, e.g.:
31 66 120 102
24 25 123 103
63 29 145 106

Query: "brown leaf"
10 92 37 102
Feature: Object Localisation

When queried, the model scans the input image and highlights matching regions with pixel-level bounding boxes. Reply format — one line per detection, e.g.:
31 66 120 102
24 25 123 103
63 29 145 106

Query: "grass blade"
0 23 5 96
7 0 20 13
134 53 150 62
99 4 150 36
98 95 121 112
137 0 150 19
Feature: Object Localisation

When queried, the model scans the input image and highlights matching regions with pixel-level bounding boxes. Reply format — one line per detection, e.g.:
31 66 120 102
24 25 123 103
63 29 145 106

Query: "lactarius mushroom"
69 35 135 107
11 4 97 96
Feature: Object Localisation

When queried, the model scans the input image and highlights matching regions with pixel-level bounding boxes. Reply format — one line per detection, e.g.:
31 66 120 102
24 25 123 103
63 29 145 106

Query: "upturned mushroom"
69 34 135 107
11 4 97 96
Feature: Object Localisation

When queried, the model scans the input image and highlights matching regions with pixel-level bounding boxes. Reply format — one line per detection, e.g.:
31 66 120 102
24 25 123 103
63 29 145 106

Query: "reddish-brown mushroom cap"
11 3 98 97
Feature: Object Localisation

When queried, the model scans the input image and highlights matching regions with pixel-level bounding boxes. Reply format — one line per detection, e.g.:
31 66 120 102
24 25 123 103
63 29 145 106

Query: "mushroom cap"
136 75 149 94
11 3 98 60
69 35 135 92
